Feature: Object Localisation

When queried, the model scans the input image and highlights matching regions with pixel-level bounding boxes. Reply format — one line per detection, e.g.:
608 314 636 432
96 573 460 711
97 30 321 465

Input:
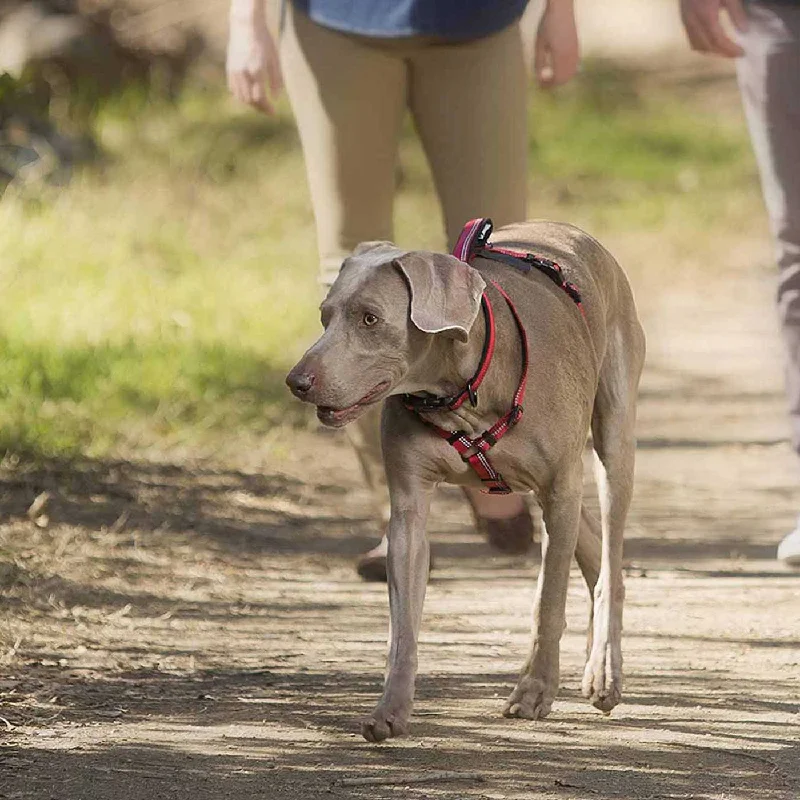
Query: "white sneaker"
777 522 800 567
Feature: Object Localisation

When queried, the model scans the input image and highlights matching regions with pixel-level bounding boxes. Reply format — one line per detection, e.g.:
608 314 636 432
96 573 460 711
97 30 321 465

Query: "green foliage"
0 64 760 459
0 337 303 457
0 72 19 105
525 61 755 228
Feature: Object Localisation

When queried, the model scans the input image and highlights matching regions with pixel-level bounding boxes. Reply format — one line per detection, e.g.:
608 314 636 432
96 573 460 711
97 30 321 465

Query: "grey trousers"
737 2 800 452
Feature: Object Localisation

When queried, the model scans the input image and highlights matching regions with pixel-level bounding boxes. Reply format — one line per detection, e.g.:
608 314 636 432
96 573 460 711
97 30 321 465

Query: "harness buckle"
475 218 494 248
481 430 497 448
403 392 450 411
466 381 478 407
533 255 558 271
447 430 466 446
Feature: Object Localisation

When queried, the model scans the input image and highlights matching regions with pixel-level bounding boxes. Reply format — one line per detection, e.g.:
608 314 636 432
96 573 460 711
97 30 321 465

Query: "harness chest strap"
402 217 583 494
416 280 528 494
402 279 529 494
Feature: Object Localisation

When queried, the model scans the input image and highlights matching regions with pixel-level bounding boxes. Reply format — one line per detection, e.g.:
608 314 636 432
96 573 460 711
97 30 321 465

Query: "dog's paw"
360 702 412 743
582 645 623 714
502 674 556 720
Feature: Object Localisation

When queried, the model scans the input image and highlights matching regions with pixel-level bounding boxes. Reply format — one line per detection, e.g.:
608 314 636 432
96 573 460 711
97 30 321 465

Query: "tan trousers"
279 1 528 287
279 3 530 526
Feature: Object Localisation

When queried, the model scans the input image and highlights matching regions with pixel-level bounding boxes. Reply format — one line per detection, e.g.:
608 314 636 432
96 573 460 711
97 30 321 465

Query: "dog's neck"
402 295 524 437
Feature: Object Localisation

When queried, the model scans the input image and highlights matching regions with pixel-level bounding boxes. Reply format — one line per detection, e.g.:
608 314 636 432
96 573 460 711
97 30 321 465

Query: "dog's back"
484 219 642 367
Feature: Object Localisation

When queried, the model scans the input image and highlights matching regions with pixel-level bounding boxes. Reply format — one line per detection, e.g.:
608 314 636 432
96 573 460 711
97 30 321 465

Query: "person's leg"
408 22 528 247
408 22 534 547
279 4 406 570
279 3 406 285
736 3 800 565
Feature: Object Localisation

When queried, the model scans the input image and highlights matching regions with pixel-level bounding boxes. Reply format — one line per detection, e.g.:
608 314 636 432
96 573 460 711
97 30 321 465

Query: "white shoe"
777 523 800 567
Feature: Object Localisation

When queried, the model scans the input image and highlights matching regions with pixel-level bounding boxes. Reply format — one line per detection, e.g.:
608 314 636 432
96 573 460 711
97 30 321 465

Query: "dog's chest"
435 430 550 496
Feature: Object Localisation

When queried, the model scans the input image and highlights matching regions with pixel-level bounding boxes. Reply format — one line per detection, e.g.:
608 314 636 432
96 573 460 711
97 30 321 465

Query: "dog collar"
402 292 496 413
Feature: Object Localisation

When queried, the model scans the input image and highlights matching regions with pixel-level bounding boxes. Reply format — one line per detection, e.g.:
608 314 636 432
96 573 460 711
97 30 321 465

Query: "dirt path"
1 250 799 799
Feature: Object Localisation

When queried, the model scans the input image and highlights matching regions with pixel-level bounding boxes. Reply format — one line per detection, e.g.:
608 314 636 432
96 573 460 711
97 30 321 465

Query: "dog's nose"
286 370 315 397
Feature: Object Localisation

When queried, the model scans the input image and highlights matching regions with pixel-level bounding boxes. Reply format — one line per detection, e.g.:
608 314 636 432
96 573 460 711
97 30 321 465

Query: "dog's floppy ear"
393 251 486 342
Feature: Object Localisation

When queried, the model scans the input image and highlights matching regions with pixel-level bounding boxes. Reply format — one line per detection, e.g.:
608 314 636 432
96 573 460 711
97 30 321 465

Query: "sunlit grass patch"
0 337 304 457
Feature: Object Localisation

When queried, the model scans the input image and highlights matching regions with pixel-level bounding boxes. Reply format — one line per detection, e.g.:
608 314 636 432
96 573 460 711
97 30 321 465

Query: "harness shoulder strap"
455 217 585 316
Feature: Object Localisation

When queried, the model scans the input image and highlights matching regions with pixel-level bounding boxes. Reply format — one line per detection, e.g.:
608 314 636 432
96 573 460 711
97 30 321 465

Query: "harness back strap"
454 217 585 316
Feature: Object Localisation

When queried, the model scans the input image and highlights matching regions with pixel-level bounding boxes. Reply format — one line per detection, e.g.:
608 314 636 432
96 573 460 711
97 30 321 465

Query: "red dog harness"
402 218 584 494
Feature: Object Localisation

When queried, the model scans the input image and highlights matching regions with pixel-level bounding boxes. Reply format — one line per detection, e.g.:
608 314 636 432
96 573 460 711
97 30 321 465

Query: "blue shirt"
290 0 529 40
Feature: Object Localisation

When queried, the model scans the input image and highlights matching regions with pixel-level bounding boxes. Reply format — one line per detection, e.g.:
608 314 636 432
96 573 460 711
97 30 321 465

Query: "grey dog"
287 220 645 742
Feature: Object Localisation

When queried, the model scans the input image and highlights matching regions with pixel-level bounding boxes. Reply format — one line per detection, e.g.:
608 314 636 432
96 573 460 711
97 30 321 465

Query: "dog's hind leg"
582 316 645 714
575 504 601 656
575 504 601 593
503 465 583 721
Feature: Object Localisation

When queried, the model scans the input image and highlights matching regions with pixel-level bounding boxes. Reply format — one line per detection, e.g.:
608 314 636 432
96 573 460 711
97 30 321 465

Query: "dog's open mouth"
316 380 392 428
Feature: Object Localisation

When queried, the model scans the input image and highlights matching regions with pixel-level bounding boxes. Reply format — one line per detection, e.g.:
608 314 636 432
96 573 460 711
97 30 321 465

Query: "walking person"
680 0 800 564
227 0 582 578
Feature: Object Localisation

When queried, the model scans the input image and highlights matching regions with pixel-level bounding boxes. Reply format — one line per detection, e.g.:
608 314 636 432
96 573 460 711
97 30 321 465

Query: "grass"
0 61 762 460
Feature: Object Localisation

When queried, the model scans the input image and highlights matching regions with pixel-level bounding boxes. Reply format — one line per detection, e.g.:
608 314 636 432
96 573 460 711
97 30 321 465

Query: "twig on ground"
554 778 599 793
338 771 484 787
90 766 162 779
107 510 130 534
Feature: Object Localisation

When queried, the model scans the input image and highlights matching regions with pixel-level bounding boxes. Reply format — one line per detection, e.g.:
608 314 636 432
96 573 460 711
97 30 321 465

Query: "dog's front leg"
504 470 583 720
361 474 433 742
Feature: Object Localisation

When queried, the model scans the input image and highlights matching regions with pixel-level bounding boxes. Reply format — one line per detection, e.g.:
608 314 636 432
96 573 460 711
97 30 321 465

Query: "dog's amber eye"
363 313 379 327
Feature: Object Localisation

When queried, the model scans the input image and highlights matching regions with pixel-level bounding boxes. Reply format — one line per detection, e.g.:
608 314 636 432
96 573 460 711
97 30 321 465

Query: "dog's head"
286 242 486 427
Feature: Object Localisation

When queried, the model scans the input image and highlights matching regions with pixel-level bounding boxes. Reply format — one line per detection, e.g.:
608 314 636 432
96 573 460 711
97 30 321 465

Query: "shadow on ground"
1 666 798 800
2 450 796 566
1 440 799 800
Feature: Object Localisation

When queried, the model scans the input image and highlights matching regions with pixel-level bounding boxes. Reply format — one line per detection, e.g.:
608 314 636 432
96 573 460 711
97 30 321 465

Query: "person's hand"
226 9 283 113
534 0 580 88
679 0 748 58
